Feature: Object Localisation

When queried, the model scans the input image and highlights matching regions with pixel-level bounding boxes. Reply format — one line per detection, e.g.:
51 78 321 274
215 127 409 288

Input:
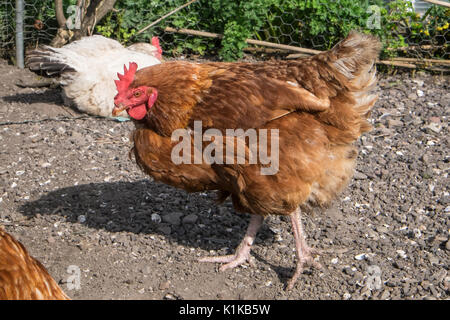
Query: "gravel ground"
0 58 448 300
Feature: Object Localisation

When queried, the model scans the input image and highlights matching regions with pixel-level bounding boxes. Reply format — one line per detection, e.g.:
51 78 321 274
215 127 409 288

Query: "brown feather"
128 32 381 218
0 228 70 300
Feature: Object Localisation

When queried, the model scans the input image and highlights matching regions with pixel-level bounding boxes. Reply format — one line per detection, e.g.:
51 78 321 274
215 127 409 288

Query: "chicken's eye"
134 91 142 97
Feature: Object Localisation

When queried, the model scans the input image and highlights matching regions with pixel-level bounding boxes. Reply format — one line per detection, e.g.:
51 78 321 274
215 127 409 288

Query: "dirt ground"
0 58 448 300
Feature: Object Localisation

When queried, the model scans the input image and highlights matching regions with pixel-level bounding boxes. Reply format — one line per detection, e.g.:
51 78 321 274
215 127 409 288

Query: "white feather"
37 35 161 117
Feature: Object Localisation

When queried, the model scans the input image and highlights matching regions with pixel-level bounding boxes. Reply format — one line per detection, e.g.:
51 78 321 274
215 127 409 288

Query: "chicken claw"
286 208 322 290
199 215 264 271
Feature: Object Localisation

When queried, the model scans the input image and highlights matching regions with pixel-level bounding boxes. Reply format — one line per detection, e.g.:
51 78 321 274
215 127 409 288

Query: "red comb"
151 36 162 59
115 62 138 93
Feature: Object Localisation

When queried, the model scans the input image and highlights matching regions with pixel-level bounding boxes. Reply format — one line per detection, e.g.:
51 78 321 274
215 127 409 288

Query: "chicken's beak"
112 103 128 116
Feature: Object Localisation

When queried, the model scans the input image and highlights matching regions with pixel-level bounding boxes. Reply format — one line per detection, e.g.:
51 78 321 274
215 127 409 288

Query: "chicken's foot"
286 208 322 290
199 209 321 290
199 214 264 271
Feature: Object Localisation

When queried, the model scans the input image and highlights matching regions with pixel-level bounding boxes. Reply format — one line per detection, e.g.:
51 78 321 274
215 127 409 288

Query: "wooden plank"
164 27 321 55
422 0 450 8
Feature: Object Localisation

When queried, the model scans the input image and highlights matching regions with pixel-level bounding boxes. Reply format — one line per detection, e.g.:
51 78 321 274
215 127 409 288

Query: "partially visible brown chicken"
112 32 381 290
0 228 70 300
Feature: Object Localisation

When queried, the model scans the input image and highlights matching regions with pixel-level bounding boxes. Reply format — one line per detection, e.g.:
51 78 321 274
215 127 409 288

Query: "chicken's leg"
286 208 322 290
199 214 264 271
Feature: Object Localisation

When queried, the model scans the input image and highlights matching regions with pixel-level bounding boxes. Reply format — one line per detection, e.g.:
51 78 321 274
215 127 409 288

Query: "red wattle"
127 104 147 120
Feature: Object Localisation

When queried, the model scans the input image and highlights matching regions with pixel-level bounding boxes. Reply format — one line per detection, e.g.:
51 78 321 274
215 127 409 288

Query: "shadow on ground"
2 88 63 105
19 180 276 252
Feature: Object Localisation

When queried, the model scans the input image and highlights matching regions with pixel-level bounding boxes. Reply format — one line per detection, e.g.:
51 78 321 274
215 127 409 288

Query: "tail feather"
318 32 381 121
26 47 76 76
324 31 381 84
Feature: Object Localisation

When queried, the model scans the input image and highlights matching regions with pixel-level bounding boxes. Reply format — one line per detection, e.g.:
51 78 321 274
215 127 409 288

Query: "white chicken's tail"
26 46 77 76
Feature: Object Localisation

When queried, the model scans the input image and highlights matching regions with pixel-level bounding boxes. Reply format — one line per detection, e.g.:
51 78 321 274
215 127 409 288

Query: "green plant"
87 0 450 60
377 0 449 58
96 9 136 42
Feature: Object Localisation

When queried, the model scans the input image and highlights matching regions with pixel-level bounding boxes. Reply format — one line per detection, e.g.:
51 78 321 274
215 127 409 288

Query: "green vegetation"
96 0 449 60
1 0 449 61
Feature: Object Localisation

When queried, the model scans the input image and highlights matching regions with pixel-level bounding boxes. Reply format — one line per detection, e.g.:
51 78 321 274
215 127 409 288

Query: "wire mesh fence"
0 0 449 68
96 0 450 62
0 0 57 56
0 1 14 49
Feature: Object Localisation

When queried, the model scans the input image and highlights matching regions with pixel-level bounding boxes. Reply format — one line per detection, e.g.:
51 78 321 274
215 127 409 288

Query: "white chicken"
27 35 162 118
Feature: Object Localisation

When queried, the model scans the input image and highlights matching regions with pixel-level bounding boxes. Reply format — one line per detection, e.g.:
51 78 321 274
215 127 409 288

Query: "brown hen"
0 228 70 300
112 32 381 289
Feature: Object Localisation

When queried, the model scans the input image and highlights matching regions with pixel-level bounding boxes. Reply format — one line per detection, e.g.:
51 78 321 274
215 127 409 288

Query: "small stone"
385 280 397 288
56 127 66 135
164 293 177 300
141 266 152 275
342 292 351 300
40 162 51 168
77 215 86 223
360 287 372 297
159 280 170 290
70 131 84 144
387 119 403 128
432 270 447 283
343 267 355 275
157 225 171 235
417 89 424 97
396 250 407 259
438 194 450 205
77 240 90 251
331 258 339 264
402 282 411 296
407 92 417 99
355 253 366 260
424 122 442 133
421 153 430 164
353 171 367 180
380 289 390 300
116 234 129 246
151 213 161 223
444 277 450 290
182 214 198 224
376 225 388 233
429 285 439 297
429 116 440 123
162 212 183 225
392 260 404 270
420 280 430 289
428 254 439 265
413 228 422 238
445 240 450 251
